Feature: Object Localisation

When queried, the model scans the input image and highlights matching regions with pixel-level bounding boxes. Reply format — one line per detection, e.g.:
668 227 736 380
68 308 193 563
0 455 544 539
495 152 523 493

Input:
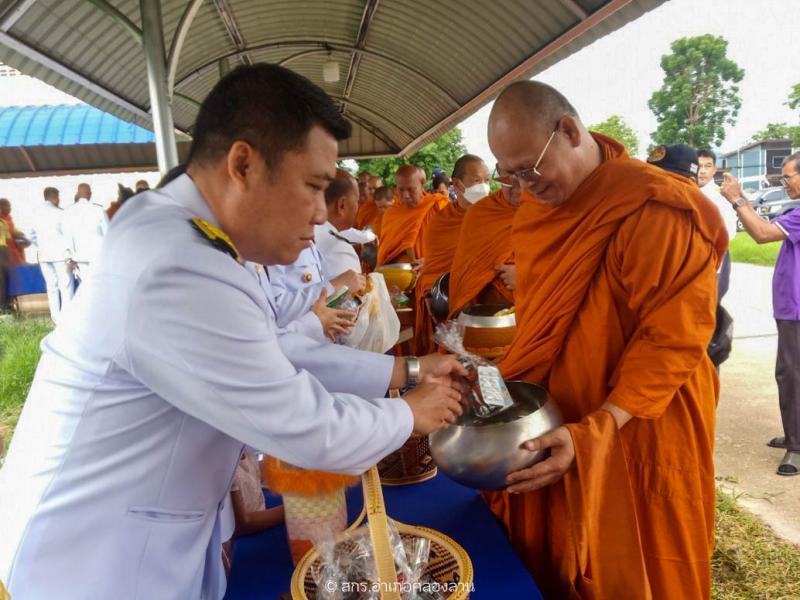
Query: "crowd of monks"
336 80 725 599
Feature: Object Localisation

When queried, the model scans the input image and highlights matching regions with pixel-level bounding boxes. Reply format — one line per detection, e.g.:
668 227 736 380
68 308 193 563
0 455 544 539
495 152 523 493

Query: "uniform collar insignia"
190 217 243 265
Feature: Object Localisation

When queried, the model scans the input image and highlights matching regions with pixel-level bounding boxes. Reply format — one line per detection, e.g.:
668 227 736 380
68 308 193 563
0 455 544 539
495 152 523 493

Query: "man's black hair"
697 149 717 163
43 187 58 200
187 63 351 171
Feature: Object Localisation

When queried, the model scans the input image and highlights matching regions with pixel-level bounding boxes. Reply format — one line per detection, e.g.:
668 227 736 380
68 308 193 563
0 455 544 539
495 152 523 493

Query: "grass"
729 232 782 266
713 490 800 599
0 316 52 456
1 319 800 596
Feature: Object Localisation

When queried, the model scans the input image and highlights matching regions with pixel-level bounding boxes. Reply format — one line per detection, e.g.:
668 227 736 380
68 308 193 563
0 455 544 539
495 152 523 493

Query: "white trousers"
40 261 74 322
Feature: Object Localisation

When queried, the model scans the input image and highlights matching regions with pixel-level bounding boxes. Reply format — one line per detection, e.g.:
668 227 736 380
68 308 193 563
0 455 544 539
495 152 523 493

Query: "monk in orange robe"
0 198 28 264
484 81 727 599
376 165 449 266
447 175 521 317
355 175 382 230
369 185 394 239
414 155 489 353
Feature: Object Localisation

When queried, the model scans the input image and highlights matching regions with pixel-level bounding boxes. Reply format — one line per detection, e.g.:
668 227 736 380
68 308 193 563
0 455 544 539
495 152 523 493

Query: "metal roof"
0 104 155 145
0 0 664 159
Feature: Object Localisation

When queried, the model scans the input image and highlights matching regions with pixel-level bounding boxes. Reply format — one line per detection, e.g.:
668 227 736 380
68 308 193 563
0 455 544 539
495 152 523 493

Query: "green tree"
751 122 800 146
588 115 639 155
648 35 744 149
789 83 800 111
356 128 468 185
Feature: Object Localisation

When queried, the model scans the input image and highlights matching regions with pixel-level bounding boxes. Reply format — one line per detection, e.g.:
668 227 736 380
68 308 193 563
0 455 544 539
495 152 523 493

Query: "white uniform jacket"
0 174 412 599
62 198 109 262
29 201 69 263
267 244 334 327
314 221 362 280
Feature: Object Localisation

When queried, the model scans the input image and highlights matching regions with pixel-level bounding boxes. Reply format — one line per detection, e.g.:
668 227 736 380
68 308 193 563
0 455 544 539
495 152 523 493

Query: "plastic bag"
434 320 513 418
341 273 401 353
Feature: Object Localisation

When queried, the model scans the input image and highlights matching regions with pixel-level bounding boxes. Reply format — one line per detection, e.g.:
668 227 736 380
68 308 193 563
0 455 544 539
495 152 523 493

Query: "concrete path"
714 263 800 545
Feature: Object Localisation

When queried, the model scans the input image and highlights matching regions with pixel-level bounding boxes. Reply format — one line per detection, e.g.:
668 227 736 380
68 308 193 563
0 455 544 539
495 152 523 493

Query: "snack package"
434 320 514 418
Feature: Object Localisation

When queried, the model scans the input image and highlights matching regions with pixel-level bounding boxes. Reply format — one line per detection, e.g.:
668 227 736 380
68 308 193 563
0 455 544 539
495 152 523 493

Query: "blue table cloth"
225 472 541 599
7 264 46 296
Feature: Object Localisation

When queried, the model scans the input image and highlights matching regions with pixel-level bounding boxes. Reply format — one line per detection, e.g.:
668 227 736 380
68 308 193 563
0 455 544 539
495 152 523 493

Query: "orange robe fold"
0 214 25 265
448 190 515 318
355 200 379 230
488 134 727 599
376 193 449 266
413 203 465 354
368 210 384 239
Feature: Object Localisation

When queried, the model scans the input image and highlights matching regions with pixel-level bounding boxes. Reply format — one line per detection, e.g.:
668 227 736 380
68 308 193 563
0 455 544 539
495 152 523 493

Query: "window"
773 155 788 169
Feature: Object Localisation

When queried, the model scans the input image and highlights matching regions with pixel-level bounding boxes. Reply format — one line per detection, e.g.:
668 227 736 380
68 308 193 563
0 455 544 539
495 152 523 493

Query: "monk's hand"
505 425 575 493
331 269 367 295
312 289 356 340
720 172 744 204
411 257 425 275
403 382 464 435
494 264 516 290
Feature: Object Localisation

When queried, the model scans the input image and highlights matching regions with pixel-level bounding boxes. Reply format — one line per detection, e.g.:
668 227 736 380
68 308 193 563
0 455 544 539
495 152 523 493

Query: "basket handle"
362 466 401 600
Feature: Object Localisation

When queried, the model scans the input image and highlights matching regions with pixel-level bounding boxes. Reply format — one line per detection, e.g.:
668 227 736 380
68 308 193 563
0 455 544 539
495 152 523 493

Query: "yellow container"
376 263 415 292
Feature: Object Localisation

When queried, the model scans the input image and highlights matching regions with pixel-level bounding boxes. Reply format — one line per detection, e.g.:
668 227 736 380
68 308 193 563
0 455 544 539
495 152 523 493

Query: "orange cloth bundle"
355 200 379 230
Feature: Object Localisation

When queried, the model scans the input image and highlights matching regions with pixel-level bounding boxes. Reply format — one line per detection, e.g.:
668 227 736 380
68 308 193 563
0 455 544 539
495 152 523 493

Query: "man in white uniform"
315 167 363 279
29 186 74 322
0 64 463 599
698 149 737 299
62 182 109 282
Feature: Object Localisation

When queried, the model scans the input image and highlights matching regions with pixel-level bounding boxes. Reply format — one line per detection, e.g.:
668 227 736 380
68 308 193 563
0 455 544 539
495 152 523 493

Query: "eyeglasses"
780 172 800 187
492 124 559 187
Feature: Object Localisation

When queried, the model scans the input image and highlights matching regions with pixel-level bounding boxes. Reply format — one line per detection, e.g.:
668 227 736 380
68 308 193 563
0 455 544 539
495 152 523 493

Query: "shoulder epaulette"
190 217 243 264
329 229 354 244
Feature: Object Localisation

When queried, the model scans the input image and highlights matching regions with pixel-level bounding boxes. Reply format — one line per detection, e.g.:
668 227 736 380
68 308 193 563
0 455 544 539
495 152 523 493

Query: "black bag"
707 304 734 367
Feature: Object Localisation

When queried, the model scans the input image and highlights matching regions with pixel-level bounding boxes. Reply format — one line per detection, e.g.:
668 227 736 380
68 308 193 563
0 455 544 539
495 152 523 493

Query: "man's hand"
411 257 425 276
67 259 78 271
494 264 516 290
403 382 463 435
330 269 367 295
505 425 575 493
720 173 745 205
418 353 469 383
312 289 355 340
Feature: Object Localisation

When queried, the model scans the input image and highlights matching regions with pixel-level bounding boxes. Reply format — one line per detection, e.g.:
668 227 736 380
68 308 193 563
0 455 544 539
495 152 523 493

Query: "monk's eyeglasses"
492 125 559 187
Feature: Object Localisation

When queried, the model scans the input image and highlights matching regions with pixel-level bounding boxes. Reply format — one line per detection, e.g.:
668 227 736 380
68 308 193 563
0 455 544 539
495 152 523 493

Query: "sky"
458 0 800 165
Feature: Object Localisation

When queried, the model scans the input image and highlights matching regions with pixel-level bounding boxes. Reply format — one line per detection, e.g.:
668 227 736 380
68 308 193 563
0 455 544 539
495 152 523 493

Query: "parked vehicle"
735 187 798 231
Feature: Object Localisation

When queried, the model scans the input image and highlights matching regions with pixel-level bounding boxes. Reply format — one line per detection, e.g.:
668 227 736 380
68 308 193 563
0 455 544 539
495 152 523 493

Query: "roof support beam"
141 0 178 173
345 111 398 151
0 0 37 32
400 0 632 156
211 0 252 66
176 41 460 110
343 0 380 101
18 146 36 172
558 0 589 21
167 0 204 95
84 0 142 44
0 30 152 122
332 96 413 139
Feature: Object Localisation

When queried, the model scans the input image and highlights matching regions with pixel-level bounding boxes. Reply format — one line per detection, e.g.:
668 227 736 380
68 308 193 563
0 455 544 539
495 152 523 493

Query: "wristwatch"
404 356 420 387
732 197 747 210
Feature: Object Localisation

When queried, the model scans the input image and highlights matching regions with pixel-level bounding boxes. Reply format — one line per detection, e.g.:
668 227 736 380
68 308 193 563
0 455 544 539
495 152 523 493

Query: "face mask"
462 182 490 204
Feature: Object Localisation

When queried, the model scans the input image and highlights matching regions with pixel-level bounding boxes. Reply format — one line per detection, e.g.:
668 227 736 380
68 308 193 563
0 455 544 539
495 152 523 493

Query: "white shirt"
62 198 109 262
29 201 69 263
701 180 738 242
0 174 412 599
315 221 363 280
267 245 334 328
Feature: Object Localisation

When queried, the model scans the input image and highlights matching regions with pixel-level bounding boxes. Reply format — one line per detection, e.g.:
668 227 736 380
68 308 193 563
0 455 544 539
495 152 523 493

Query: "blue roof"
0 104 155 146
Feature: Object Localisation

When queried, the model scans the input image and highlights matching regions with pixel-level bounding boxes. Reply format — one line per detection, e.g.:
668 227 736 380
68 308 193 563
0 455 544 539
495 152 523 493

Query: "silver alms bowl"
429 381 563 490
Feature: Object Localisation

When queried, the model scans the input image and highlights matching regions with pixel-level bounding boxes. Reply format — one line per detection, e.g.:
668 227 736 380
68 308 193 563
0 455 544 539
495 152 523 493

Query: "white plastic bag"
341 273 400 353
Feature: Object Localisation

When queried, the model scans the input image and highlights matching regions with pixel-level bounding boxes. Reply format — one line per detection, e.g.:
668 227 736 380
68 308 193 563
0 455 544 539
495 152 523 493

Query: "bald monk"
369 185 394 239
484 81 727 599
447 171 521 317
376 165 450 266
355 175 383 230
413 155 489 353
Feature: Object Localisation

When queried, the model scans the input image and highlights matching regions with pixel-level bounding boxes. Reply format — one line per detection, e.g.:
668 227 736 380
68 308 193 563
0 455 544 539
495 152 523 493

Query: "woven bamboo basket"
290 466 472 600
378 391 436 486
